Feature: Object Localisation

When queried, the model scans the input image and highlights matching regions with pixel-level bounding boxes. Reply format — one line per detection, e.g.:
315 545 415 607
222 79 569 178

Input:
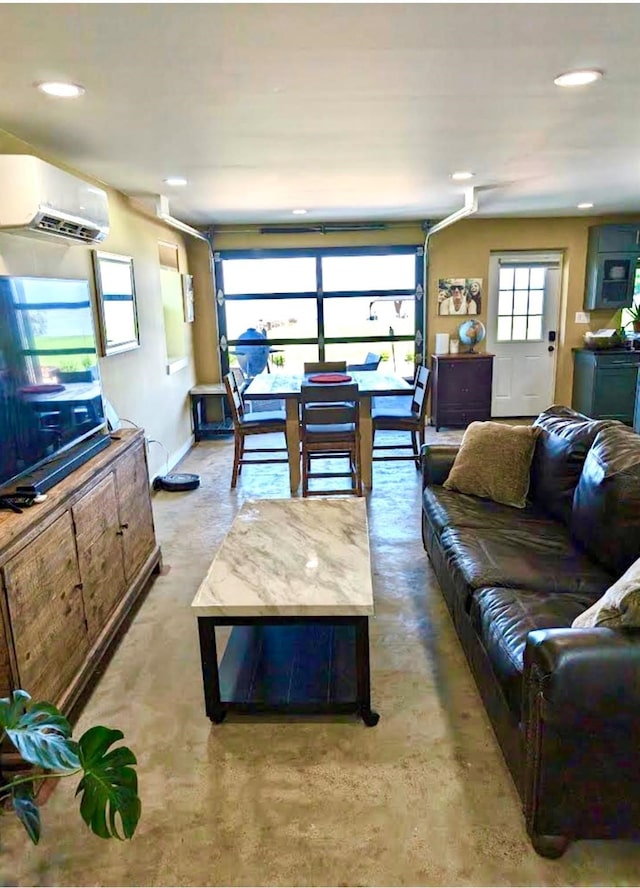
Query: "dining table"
243 369 412 491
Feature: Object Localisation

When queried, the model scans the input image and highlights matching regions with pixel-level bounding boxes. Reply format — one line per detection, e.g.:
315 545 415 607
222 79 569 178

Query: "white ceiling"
1 3 639 227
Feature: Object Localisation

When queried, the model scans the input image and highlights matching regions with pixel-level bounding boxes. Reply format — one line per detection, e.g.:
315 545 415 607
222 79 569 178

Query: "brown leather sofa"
421 406 640 858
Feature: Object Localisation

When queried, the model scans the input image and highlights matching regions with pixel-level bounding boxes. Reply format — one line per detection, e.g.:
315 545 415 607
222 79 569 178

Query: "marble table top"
243 370 411 400
191 498 374 617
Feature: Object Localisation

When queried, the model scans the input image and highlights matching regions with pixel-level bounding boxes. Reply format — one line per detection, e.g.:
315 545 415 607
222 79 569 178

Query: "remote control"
4 495 36 507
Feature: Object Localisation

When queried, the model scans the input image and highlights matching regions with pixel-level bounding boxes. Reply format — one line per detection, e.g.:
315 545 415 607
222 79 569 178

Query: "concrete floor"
2 428 640 886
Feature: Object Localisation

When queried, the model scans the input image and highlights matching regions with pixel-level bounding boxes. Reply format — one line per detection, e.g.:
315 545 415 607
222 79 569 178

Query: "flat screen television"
0 275 109 496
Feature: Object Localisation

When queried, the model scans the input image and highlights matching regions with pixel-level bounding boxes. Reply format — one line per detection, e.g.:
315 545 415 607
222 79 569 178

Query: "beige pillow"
572 558 640 629
443 421 539 509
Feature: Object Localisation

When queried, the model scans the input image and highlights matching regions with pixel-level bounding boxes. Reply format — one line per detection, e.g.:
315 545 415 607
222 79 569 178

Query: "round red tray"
19 384 65 394
307 373 352 384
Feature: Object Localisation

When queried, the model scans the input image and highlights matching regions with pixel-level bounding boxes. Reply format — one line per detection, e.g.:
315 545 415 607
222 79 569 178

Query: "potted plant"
627 302 640 333
0 690 140 845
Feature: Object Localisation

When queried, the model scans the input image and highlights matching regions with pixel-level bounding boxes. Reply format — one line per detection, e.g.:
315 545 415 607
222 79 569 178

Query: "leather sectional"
421 406 640 857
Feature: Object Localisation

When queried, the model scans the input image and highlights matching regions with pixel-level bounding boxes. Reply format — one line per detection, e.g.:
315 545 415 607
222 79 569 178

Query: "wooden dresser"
430 353 494 431
0 429 161 737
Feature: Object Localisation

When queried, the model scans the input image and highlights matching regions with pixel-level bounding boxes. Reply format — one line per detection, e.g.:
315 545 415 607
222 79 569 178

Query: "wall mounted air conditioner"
0 155 109 244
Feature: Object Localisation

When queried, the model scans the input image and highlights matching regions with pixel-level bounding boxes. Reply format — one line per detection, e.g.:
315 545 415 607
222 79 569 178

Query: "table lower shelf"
195 419 234 439
218 623 357 709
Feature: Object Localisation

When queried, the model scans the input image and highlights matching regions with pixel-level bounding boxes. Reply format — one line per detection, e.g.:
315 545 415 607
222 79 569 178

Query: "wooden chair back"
411 366 431 420
223 372 245 424
303 361 347 374
300 382 359 432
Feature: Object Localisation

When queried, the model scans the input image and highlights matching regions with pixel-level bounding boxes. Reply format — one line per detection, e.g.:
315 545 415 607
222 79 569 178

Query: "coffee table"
191 498 379 726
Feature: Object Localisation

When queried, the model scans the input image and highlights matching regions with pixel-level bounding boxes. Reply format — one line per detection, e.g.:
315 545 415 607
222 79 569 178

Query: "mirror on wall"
92 250 140 356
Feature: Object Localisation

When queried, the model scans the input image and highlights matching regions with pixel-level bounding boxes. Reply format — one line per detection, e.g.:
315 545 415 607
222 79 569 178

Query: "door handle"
548 345 555 352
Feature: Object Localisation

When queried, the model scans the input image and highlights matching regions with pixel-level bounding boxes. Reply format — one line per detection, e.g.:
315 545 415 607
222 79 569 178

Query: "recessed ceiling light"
292 208 308 215
577 202 594 209
451 171 474 181
554 69 603 87
36 81 85 98
163 177 188 187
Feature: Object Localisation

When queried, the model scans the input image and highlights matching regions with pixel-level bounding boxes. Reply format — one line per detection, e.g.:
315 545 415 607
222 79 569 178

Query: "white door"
486 253 562 417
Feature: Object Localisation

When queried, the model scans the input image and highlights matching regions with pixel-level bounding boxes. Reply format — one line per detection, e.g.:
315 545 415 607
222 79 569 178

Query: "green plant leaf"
0 691 79 772
11 783 41 845
76 726 140 840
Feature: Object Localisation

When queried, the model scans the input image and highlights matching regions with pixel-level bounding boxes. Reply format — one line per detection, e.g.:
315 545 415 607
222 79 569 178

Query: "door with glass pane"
486 253 562 416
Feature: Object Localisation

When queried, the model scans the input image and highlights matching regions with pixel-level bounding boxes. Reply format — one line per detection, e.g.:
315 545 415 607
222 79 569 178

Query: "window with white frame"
496 265 546 342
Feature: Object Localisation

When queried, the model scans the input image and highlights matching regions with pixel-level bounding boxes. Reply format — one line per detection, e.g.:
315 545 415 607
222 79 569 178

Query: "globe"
458 319 486 353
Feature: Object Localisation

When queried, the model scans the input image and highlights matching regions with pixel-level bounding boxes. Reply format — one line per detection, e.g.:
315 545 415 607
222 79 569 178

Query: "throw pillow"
572 556 640 629
443 421 539 509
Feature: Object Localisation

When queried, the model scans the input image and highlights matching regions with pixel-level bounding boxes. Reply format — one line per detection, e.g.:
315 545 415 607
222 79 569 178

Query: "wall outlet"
575 311 591 324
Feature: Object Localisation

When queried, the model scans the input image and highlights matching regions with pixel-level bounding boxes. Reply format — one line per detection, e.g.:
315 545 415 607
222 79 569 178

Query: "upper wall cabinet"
584 224 640 310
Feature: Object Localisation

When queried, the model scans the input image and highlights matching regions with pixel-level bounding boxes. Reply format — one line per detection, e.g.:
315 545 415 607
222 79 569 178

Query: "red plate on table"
19 384 65 394
307 373 352 384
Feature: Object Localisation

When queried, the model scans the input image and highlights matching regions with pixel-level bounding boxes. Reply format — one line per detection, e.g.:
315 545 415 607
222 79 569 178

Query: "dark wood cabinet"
584 224 640 310
572 349 640 424
430 353 494 431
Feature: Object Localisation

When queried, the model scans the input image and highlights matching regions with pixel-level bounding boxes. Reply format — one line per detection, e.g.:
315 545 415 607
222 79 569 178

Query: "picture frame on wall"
92 250 140 356
437 278 482 316
182 273 195 323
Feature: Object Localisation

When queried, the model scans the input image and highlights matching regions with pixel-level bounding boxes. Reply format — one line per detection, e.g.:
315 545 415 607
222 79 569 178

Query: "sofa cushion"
573 556 640 629
571 425 640 576
530 405 616 526
470 587 599 715
439 525 613 603
423 485 562 536
443 421 539 509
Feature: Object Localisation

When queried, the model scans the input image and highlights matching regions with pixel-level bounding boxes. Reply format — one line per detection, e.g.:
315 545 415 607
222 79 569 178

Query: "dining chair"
300 382 362 497
347 352 381 371
303 361 347 374
371 365 431 468
223 372 288 489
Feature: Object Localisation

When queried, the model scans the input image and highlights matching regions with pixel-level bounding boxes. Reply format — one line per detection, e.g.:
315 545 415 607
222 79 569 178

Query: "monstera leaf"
0 691 140 845
0 690 79 772
11 784 41 845
76 726 141 840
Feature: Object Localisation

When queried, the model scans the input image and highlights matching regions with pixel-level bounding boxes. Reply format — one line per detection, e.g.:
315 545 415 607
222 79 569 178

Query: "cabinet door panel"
73 474 127 642
436 360 492 403
592 367 638 424
596 225 640 253
115 442 156 582
3 512 88 702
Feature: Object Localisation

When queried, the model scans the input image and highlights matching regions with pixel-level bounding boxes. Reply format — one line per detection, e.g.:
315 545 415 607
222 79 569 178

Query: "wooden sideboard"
430 353 494 431
0 429 161 734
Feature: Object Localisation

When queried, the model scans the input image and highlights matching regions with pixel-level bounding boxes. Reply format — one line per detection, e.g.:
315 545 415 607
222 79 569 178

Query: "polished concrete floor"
2 428 640 886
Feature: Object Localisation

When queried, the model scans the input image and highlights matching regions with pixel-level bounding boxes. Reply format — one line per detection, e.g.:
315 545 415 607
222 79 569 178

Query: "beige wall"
0 129 198 478
209 215 640 408
425 215 640 406
8 111 632 431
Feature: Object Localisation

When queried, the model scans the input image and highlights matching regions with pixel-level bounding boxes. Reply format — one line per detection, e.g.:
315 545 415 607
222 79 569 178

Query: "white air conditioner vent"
35 213 102 243
0 155 110 245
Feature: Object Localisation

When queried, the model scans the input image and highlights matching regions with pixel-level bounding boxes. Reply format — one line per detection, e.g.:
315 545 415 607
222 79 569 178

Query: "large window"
214 246 423 379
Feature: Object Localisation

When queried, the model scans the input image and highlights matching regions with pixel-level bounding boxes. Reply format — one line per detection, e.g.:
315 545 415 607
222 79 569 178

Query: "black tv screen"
0 275 106 492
